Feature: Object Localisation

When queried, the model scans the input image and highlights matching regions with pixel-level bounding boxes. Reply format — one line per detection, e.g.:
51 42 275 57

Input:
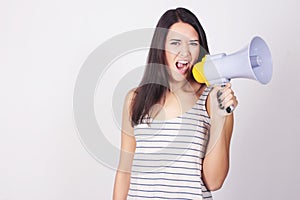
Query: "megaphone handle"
220 80 234 114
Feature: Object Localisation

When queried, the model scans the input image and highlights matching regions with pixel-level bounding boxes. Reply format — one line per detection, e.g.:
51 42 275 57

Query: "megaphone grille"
250 37 273 84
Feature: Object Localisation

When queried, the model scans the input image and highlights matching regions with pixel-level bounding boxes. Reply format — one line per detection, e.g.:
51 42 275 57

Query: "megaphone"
192 36 273 86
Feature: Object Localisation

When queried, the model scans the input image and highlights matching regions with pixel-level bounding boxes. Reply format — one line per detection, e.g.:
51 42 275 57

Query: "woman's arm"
202 83 238 191
113 91 136 200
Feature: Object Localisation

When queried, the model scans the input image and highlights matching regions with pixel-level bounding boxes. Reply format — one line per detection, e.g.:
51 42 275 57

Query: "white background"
1 0 300 199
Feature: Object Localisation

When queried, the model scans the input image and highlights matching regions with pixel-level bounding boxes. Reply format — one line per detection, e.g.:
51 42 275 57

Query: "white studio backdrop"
1 0 299 199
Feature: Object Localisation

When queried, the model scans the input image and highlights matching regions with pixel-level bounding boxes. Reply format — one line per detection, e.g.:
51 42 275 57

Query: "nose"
179 43 190 57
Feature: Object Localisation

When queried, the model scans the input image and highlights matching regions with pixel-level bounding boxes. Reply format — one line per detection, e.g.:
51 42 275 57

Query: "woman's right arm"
113 91 136 200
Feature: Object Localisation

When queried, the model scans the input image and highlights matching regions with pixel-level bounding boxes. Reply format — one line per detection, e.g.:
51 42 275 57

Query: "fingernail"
217 90 222 98
219 103 224 109
217 98 222 103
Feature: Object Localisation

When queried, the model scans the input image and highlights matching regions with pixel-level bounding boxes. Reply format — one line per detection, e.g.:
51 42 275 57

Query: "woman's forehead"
166 22 199 40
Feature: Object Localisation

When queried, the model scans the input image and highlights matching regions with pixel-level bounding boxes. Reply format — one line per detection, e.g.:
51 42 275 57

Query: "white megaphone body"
192 36 273 86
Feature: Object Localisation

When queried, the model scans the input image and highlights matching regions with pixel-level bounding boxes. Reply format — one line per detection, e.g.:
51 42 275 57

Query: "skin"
113 22 238 199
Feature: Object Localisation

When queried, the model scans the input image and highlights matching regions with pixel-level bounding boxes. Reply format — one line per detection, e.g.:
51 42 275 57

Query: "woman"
113 7 238 200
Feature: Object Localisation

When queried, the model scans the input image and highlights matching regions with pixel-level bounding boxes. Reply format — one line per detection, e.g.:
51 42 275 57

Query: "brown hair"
131 7 210 126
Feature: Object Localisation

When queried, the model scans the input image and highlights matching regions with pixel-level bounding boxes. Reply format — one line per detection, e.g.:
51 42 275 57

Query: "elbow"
203 172 227 191
202 159 229 191
205 180 224 191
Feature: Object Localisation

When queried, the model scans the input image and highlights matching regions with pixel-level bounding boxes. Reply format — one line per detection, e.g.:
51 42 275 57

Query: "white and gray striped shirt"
128 87 213 200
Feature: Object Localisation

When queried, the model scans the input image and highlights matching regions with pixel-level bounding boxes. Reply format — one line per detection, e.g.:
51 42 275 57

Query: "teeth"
176 60 189 69
178 60 189 64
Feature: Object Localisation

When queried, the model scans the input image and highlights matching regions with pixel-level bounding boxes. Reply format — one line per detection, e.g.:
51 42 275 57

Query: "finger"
222 93 234 104
219 95 237 111
224 99 234 110
218 88 233 102
224 96 238 109
214 86 223 99
224 82 231 89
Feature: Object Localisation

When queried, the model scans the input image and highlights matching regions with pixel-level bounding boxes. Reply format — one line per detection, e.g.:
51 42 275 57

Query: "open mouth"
175 60 189 75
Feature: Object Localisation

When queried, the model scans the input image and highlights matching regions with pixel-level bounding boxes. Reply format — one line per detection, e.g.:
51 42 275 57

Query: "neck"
168 77 200 94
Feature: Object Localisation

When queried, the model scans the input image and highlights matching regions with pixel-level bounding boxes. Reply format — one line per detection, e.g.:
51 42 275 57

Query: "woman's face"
165 22 200 83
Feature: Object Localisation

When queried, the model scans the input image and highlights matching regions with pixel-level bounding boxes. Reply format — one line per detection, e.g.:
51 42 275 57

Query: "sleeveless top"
127 87 213 200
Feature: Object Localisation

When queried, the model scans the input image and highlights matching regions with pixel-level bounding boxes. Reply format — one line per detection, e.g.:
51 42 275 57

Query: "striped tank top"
127 87 213 200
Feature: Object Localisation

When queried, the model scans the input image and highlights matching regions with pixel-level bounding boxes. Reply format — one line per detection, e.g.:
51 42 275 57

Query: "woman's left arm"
202 83 237 191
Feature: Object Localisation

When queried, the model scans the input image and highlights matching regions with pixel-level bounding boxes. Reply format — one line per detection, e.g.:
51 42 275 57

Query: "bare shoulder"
125 87 138 101
123 88 137 113
121 88 138 136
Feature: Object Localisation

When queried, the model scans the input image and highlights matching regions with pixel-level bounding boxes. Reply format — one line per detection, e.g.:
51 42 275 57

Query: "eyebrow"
169 39 199 42
169 39 181 42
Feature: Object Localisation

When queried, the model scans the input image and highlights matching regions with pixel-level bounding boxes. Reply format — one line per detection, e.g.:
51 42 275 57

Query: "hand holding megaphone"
192 36 273 113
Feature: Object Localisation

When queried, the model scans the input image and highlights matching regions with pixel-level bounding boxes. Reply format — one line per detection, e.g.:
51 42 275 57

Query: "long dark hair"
131 7 210 126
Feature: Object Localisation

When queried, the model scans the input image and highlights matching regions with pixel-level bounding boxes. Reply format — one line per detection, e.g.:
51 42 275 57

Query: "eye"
170 41 181 45
189 42 199 46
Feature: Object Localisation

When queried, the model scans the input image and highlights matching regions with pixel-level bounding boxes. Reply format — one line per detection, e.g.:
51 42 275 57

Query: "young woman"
113 7 238 200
